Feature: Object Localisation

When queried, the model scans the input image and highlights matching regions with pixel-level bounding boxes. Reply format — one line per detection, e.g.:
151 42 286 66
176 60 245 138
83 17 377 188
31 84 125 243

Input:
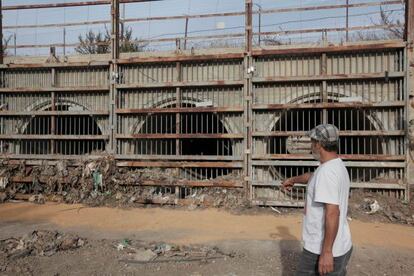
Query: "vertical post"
345 0 349 42
109 0 120 154
244 0 253 202
63 28 66 56
13 33 16 56
321 53 328 124
405 0 414 202
0 0 3 64
51 68 56 155
175 61 182 199
184 17 189 50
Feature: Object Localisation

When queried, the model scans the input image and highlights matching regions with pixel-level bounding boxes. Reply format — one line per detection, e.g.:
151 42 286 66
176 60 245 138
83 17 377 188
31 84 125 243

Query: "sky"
2 0 406 56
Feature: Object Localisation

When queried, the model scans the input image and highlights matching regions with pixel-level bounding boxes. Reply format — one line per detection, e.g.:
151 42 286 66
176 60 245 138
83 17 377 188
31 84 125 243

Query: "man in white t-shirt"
282 124 352 275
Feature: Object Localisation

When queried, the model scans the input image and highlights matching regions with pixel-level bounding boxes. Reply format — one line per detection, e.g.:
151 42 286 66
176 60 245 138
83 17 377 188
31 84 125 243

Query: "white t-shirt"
302 158 352 257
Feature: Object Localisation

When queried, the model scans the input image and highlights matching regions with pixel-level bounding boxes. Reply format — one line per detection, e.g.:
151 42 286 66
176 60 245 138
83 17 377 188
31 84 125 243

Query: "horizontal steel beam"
0 135 109 140
115 154 242 161
0 87 109 93
115 133 244 139
252 40 405 56
251 181 405 189
0 111 109 116
252 160 406 168
117 161 243 168
2 0 163 10
116 80 244 89
252 101 405 110
115 107 243 114
252 130 405 137
252 154 406 161
252 72 405 83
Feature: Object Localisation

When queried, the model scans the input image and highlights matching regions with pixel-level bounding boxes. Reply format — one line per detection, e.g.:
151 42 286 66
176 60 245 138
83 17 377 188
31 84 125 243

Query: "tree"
75 26 147 54
2 35 13 56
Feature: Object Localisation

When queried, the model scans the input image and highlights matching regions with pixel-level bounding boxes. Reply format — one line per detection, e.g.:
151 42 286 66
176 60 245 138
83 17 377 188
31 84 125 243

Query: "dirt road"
1 202 413 275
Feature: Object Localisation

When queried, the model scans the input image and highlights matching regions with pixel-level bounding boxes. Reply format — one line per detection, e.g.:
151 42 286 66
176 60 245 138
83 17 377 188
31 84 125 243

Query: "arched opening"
21 103 105 155
135 103 234 179
267 100 383 181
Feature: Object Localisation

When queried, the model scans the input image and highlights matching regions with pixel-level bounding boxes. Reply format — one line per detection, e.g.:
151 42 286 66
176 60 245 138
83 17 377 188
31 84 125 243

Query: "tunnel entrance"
268 100 382 180
136 103 234 179
21 103 105 155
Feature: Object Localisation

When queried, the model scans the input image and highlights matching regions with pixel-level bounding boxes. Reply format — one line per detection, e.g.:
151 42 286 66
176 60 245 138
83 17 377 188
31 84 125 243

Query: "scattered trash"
117 240 235 264
0 230 86 259
364 199 380 214
28 194 45 204
0 176 9 190
270 206 282 214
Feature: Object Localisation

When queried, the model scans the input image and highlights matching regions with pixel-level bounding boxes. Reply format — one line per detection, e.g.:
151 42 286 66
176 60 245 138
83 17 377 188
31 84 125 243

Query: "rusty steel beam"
0 135 109 140
116 80 244 89
260 0 402 15
2 0 162 10
0 61 109 69
0 87 109 93
257 100 403 109
115 107 243 114
253 160 405 168
252 41 405 56
0 111 109 116
252 154 406 161
116 154 242 161
252 130 405 137
252 101 405 110
252 72 405 83
117 53 244 64
406 0 414 43
116 161 243 168
115 133 244 139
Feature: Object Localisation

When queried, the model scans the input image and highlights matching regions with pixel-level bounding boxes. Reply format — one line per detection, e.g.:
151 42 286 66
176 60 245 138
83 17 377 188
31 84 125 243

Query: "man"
282 124 352 276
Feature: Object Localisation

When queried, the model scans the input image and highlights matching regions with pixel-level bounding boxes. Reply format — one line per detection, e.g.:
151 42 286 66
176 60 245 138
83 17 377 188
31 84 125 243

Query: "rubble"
0 157 246 209
117 240 234 264
0 230 86 259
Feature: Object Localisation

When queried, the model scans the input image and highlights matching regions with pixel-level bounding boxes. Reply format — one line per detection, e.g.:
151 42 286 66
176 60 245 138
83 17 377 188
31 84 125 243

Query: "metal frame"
0 0 412 205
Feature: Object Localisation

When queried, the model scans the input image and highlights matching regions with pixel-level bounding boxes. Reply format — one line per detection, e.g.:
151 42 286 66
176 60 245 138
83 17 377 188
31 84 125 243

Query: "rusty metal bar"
115 107 243 114
0 111 109 116
252 154 406 161
252 101 405 110
116 80 244 89
0 0 3 65
2 0 162 10
116 161 243 168
252 130 405 137
252 72 405 83
115 133 243 139
116 154 242 161
0 135 109 140
0 87 109 93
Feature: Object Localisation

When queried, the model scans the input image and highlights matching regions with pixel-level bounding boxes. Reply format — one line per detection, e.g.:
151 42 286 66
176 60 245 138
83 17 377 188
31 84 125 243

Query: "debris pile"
0 157 245 209
116 239 235 264
348 190 414 225
0 230 86 260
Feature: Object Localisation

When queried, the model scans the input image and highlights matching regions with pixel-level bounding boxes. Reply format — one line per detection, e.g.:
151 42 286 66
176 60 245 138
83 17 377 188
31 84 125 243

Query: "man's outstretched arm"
282 172 313 191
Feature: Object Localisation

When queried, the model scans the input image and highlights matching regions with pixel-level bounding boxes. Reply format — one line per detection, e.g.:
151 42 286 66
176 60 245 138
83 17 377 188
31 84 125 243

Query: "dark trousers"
295 247 353 276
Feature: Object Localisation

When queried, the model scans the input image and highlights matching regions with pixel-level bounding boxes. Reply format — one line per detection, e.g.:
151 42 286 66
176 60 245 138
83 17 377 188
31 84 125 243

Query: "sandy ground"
1 202 414 275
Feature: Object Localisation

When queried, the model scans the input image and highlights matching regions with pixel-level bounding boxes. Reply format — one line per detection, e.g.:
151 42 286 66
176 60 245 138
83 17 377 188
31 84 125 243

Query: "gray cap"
308 124 339 144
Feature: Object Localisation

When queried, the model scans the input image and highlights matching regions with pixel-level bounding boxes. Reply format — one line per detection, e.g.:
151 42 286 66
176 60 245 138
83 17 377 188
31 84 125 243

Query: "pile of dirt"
0 230 86 260
115 239 236 264
348 190 414 225
0 157 245 209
